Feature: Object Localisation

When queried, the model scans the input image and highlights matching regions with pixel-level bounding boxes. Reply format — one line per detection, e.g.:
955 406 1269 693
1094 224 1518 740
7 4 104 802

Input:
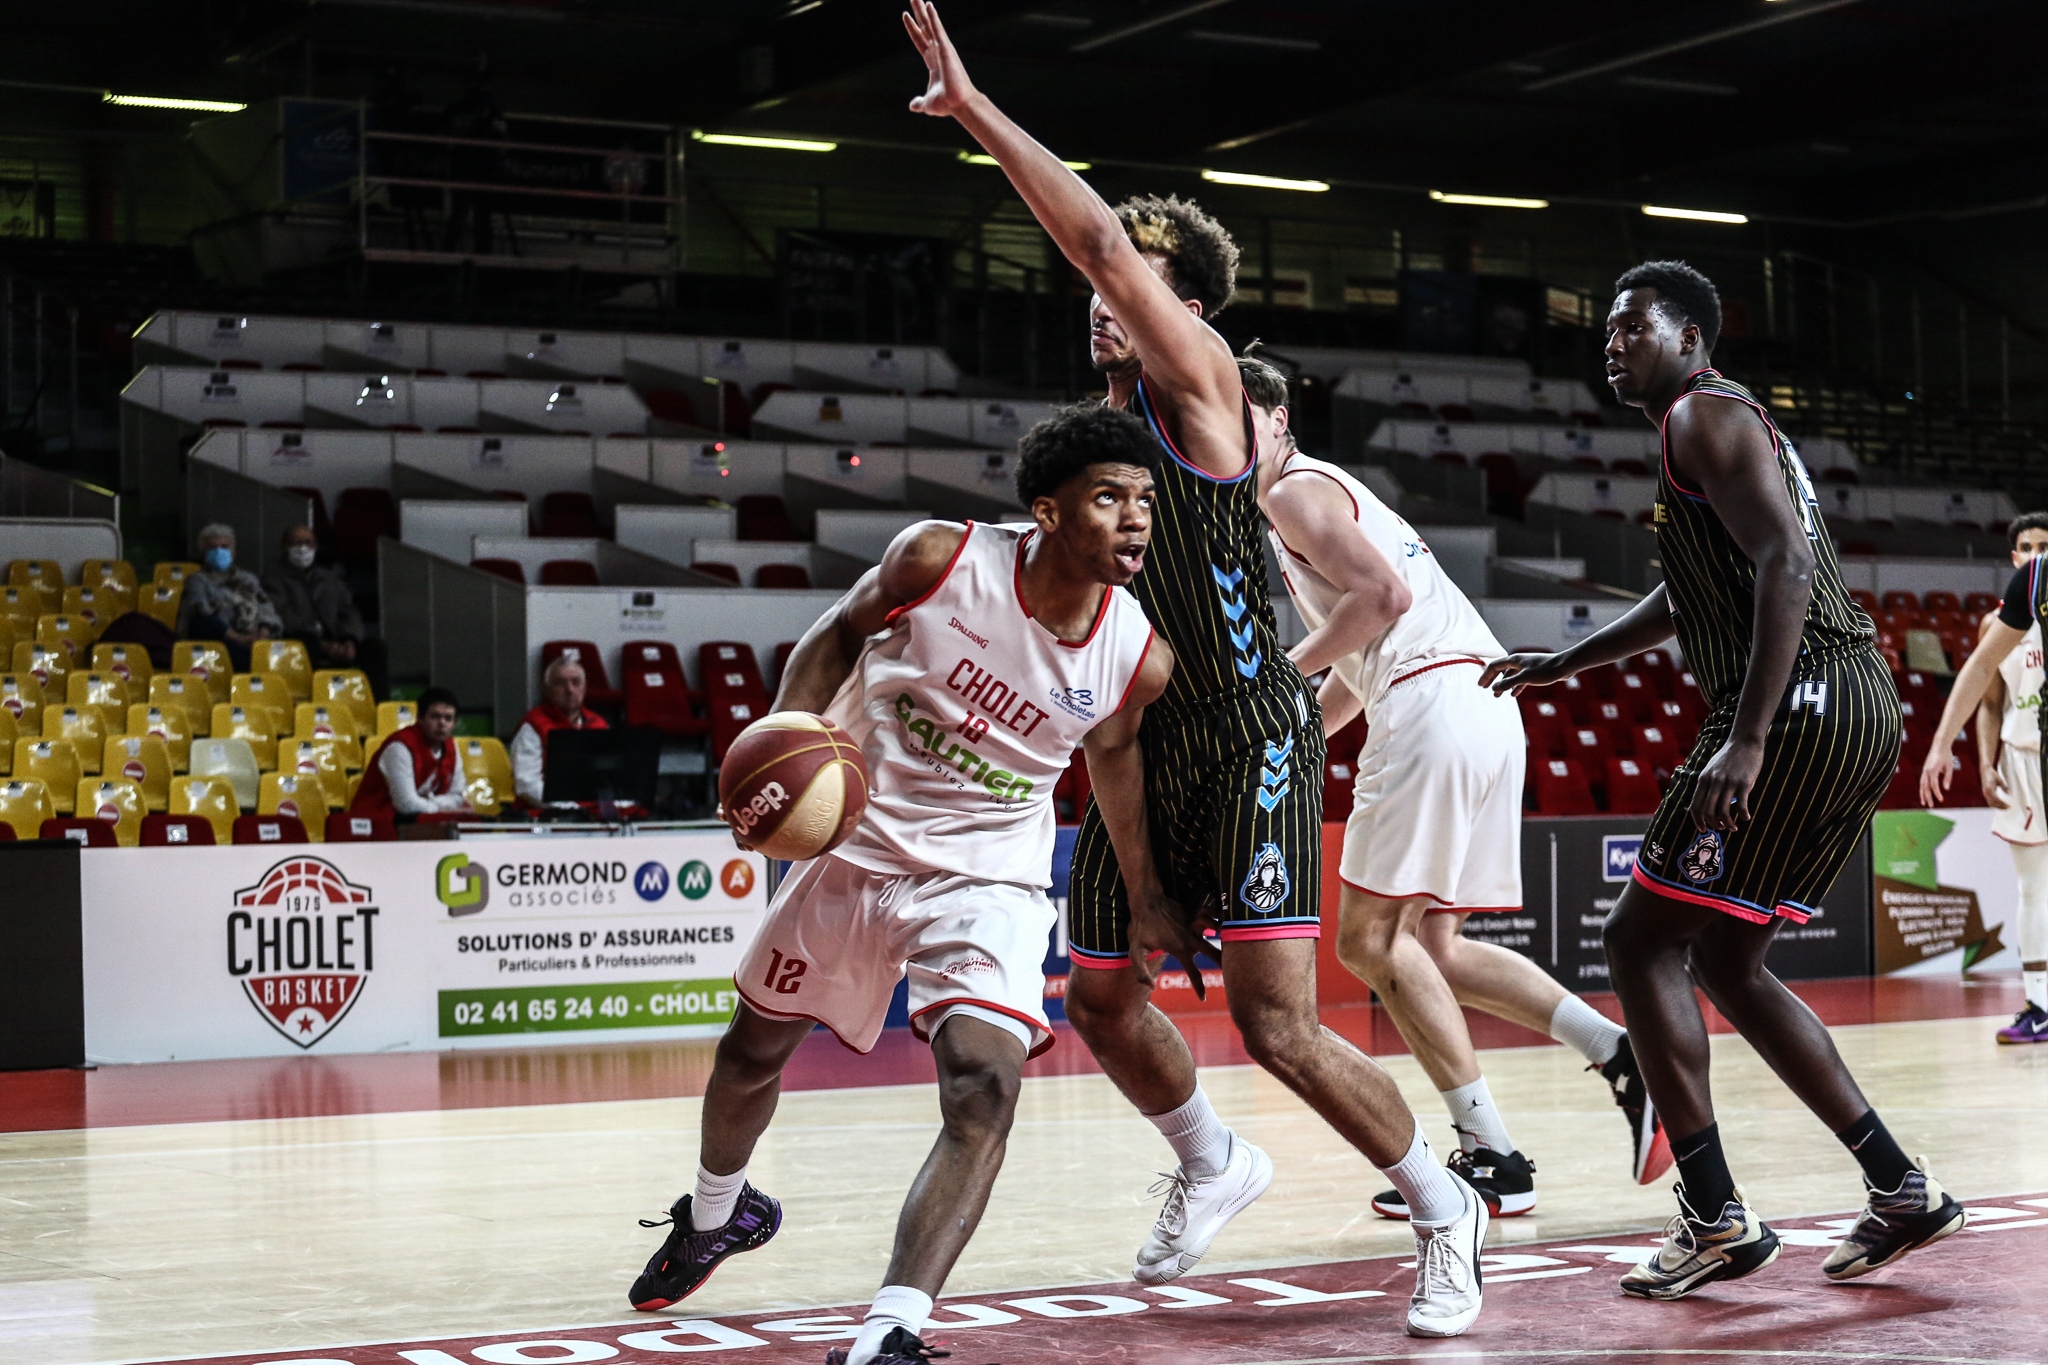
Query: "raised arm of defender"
902 2 1243 468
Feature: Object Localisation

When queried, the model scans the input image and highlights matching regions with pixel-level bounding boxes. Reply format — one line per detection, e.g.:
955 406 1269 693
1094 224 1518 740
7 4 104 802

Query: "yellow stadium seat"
252 640 314 703
66 673 129 737
14 739 80 812
140 583 182 630
315 733 363 771
0 707 12 774
36 614 93 663
0 585 37 632
103 733 172 811
209 705 277 770
76 777 146 846
0 618 13 668
346 770 362 808
1 673 42 735
169 774 237 843
91 643 154 703
260 772 331 841
173 641 234 704
0 779 54 839
42 706 105 775
129 704 193 772
284 739 351 810
80 559 137 593
292 701 361 742
63 583 132 631
460 736 514 811
7 561 61 614
313 669 377 733
189 737 261 809
231 673 292 733
154 561 201 589
147 674 210 736
375 700 416 739
13 641 68 692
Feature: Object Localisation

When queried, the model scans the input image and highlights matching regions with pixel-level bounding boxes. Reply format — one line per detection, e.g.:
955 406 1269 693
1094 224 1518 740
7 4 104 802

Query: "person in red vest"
352 687 472 820
511 654 608 807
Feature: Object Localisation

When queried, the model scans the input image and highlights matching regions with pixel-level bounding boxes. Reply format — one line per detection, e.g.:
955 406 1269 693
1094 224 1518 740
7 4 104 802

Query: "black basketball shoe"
824 1328 950 1364
1599 1035 1671 1184
1822 1157 1965 1281
1371 1146 1535 1220
628 1185 782 1310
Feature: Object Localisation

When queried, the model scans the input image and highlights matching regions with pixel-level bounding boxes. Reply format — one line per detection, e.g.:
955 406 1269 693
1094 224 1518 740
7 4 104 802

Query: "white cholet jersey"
1999 621 2043 753
1266 450 1503 723
825 521 1155 887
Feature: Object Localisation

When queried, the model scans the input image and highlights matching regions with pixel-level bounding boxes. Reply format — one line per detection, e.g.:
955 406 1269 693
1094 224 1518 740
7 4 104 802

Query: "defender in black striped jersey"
1484 261 1956 1301
904 2 1487 1338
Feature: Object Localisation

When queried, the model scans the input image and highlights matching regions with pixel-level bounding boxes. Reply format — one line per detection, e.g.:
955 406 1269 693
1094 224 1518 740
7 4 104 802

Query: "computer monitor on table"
542 727 662 808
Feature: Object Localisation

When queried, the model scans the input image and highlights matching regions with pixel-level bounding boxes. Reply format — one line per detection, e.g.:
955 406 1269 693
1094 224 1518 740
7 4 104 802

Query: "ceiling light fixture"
1430 190 1548 209
1202 169 1328 193
692 131 837 152
1186 30 1323 51
1642 203 1748 224
103 92 247 112
961 151 1090 171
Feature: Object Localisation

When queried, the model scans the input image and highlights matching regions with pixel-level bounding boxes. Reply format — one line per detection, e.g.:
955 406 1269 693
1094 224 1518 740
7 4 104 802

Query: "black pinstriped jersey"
1124 375 1293 713
1652 368 1876 710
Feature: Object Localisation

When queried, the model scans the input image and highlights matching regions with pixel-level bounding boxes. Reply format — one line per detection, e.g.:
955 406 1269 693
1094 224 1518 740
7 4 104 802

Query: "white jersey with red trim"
824 521 1155 886
1267 450 1503 723
1999 621 2043 753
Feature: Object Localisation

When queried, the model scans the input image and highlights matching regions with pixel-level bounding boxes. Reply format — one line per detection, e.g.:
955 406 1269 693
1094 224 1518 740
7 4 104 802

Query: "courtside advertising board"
80 832 768 1063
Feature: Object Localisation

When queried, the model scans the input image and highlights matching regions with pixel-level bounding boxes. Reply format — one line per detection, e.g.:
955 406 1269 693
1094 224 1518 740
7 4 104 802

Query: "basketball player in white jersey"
626 404 1172 1365
1240 358 1669 1215
1924 512 2048 1043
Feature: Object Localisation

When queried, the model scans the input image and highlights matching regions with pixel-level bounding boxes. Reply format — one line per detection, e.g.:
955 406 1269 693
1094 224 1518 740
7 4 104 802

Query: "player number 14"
763 948 808 995
1790 680 1829 716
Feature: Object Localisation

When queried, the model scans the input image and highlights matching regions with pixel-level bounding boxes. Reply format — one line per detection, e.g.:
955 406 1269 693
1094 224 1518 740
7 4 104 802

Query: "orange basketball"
718 711 869 861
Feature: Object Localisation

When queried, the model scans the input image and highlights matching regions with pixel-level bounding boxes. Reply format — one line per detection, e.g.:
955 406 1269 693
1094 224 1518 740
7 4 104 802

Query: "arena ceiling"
4 0 2042 230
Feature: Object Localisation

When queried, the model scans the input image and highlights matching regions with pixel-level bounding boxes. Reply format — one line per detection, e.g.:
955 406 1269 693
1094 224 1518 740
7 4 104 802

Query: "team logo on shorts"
1680 831 1725 884
1239 842 1291 912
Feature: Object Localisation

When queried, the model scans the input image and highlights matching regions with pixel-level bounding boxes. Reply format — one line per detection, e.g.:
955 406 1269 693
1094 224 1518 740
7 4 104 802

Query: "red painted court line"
94 1194 2048 1365
0 975 2022 1134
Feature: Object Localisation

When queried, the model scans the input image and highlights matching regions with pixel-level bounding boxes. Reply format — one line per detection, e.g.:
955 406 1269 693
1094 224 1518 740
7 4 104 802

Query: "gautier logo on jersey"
894 692 1035 801
227 856 378 1049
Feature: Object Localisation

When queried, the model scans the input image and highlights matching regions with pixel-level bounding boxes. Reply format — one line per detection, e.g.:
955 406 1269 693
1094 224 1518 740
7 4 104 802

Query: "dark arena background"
1 3 2044 1364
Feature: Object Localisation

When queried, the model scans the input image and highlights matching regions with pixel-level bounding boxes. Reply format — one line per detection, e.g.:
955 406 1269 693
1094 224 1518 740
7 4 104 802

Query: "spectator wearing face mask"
263 524 365 666
178 522 282 670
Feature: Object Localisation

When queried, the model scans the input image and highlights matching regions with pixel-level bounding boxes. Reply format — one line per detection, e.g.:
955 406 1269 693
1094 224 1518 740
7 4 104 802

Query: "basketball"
718 711 869 860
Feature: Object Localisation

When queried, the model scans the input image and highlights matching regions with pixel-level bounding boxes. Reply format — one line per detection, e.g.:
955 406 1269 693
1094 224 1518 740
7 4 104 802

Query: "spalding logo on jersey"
1240 842 1291 912
1680 830 1725 884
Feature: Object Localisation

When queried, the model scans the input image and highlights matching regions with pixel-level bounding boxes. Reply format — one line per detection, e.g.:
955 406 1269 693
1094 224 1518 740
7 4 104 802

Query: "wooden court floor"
2 977 2043 1365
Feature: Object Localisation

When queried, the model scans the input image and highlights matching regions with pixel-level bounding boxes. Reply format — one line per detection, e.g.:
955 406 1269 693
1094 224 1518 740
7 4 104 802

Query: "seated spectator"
511 655 608 806
263 524 365 666
351 686 472 820
177 523 282 670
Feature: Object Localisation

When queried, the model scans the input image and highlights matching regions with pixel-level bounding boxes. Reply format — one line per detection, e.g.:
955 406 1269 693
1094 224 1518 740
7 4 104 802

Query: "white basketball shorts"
1338 661 1525 913
1993 743 2046 846
734 852 1056 1057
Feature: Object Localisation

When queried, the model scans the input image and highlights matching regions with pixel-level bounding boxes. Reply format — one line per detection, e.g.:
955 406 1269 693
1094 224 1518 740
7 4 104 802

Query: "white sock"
1440 1076 1514 1156
847 1285 932 1365
1548 994 1626 1066
1145 1085 1233 1181
689 1163 747 1231
2013 840 2048 1010
1381 1118 1465 1225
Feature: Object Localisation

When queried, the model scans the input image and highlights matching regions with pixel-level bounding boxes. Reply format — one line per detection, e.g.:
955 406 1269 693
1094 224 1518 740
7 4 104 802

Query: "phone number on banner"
438 979 740 1036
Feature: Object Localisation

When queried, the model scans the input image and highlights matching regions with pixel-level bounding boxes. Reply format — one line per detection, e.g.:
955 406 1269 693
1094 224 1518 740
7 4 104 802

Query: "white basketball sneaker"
1406 1170 1488 1338
1132 1134 1274 1285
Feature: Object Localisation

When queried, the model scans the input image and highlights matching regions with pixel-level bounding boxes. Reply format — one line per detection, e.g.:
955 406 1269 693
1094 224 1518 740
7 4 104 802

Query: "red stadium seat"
1882 590 1921 614
40 817 117 846
700 641 767 699
1554 675 1596 723
756 563 812 589
1579 662 1620 699
1521 700 1572 757
332 488 399 569
539 492 602 538
140 813 217 846
737 495 798 542
1604 757 1662 814
1320 757 1355 822
1965 592 2001 617
326 811 396 842
621 641 711 738
1924 590 1962 614
1612 671 1658 722
772 641 797 690
1630 649 1678 697
471 558 526 584
1530 757 1598 816
1633 724 1685 782
538 559 601 587
1849 588 1881 616
233 814 309 845
1609 458 1650 477
540 641 622 711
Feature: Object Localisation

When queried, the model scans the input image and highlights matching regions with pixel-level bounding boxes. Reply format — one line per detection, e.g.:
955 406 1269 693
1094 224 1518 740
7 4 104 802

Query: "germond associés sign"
80 831 768 1063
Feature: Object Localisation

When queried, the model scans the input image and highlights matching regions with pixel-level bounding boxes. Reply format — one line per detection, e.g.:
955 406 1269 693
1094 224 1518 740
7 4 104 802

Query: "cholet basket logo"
226 856 379 1049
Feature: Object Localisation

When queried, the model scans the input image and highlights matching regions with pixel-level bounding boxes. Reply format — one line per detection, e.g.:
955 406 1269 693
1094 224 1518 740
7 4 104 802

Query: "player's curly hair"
1238 353 1290 413
1115 193 1239 318
1015 403 1159 505
1615 259 1722 351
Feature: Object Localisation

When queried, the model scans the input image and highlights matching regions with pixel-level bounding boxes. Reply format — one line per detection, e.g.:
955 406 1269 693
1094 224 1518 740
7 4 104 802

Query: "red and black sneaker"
628 1185 782 1310
1600 1034 1671 1185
